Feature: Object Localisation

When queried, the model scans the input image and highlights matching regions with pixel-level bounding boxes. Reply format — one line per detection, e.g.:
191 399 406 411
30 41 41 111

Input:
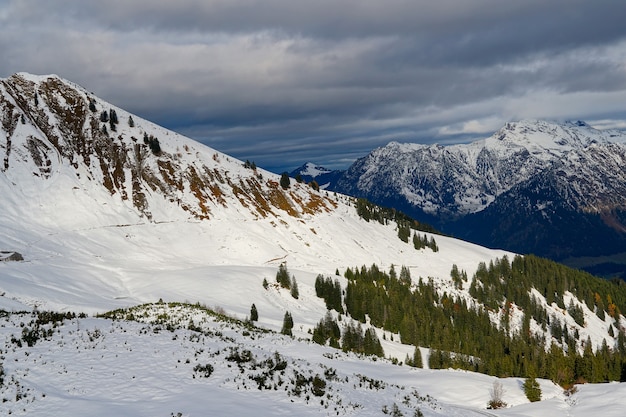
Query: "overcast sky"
2 1 626 172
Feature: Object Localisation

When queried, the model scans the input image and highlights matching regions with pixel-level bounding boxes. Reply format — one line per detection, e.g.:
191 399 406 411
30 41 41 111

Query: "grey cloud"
1 0 626 172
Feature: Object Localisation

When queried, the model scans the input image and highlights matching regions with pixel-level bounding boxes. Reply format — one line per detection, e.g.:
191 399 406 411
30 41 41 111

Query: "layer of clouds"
2 0 626 171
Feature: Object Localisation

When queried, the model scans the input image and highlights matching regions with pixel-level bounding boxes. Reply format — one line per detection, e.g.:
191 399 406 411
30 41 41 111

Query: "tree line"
313 259 626 385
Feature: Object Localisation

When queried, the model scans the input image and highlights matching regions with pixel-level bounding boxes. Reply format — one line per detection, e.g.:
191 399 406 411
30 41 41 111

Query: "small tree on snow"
290 276 299 299
523 375 541 402
276 262 291 289
487 380 507 409
250 303 258 322
281 311 294 336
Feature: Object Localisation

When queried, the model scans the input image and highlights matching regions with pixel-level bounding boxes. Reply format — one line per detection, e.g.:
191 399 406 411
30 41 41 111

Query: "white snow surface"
0 73 624 416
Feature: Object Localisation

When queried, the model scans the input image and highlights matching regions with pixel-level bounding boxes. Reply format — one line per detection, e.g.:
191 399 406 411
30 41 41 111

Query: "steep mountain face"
0 73 335 229
332 120 626 273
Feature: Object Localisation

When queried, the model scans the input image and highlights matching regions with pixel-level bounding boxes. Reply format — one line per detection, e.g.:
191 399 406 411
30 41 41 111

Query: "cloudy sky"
2 1 626 172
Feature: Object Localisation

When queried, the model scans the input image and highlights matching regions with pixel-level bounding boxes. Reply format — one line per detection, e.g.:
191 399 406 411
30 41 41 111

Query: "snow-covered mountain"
0 73 625 416
332 120 626 273
289 162 345 190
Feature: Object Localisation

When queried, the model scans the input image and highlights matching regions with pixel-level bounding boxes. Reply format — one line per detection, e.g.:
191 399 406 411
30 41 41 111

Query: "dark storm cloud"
2 0 626 172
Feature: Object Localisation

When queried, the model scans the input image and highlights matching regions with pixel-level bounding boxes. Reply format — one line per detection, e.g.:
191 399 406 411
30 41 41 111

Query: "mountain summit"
0 73 337 229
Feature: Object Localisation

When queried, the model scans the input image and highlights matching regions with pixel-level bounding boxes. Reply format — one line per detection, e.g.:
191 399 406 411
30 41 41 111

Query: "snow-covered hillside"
0 73 625 416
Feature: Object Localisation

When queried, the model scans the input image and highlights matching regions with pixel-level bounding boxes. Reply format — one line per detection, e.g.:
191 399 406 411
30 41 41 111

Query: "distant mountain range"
291 120 626 277
288 162 344 190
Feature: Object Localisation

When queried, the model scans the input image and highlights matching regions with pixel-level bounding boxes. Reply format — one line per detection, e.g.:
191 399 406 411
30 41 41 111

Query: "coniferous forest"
312 255 626 387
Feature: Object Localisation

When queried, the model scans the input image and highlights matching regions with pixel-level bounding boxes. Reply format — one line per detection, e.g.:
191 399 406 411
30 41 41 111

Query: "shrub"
487 381 507 409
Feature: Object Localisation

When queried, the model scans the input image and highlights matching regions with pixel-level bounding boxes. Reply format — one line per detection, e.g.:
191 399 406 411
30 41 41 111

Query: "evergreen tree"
363 328 384 357
281 311 294 336
262 278 269 289
100 110 109 123
148 137 161 155
523 375 541 402
109 108 118 125
411 346 423 368
312 312 341 347
276 262 291 289
290 276 299 299
250 303 258 322
397 223 411 243
280 172 290 189
341 322 365 353
89 100 96 112
128 115 135 127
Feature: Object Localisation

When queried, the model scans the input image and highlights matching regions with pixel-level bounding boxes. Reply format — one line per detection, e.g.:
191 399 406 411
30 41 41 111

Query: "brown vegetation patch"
157 159 183 192
25 136 53 178
265 181 300 217
185 165 211 219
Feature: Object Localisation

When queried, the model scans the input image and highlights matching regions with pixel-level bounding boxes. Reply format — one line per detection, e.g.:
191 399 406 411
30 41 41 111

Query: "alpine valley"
1 73 626 416
303 120 626 278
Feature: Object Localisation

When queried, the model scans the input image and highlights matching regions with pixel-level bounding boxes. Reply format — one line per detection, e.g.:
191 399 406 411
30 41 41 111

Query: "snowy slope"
0 73 624 416
0 303 623 417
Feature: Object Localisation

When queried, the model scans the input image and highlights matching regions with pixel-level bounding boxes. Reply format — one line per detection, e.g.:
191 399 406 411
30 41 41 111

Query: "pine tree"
363 328 384 357
276 262 291 289
250 303 258 321
280 172 291 189
128 115 135 127
410 346 423 368
523 375 541 402
290 276 299 299
281 311 294 336
109 109 118 125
